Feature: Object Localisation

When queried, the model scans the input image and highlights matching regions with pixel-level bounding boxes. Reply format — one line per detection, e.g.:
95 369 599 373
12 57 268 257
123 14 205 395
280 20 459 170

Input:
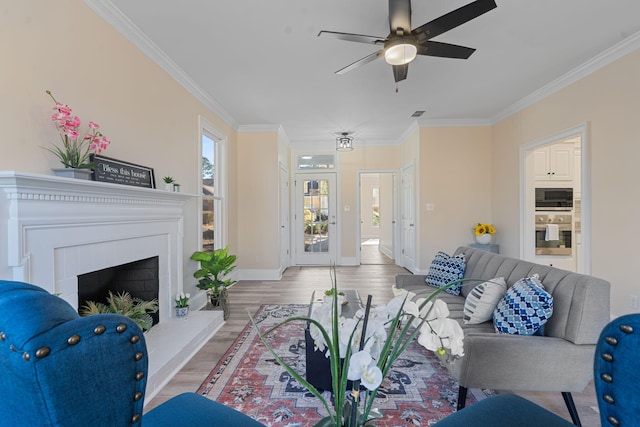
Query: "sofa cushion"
493 274 554 335
463 277 507 324
425 252 466 295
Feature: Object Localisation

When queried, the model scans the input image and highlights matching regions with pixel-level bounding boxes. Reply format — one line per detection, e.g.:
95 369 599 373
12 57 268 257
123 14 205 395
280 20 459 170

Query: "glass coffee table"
305 289 362 391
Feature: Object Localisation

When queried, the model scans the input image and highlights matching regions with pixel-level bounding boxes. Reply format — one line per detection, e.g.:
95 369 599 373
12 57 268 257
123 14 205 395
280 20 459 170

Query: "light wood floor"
146 261 600 426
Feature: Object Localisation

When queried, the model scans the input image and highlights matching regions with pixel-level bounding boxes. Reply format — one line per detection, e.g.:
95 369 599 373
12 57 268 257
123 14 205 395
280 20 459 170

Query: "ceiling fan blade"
392 64 408 82
416 41 476 59
318 30 385 45
335 50 385 75
412 0 497 41
389 0 411 34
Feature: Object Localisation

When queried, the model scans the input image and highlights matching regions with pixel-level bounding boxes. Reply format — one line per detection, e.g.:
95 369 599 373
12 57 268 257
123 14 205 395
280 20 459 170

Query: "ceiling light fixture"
336 132 354 152
384 38 418 66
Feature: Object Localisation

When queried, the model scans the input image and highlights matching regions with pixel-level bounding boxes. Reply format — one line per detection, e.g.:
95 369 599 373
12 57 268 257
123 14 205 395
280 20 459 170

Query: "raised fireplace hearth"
0 171 224 401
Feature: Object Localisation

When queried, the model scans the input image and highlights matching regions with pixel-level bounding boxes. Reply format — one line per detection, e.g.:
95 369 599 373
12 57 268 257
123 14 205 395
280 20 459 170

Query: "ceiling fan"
318 0 497 83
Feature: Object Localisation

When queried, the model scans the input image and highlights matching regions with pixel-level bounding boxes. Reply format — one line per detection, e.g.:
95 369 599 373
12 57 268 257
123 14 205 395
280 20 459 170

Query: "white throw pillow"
463 277 507 324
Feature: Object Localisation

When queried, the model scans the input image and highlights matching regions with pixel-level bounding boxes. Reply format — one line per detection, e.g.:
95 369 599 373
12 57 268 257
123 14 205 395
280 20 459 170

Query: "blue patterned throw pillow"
493 274 554 335
424 252 466 295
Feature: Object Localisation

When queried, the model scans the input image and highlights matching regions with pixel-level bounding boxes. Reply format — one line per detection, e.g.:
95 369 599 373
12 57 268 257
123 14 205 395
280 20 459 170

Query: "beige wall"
493 49 640 317
0 1 237 299
236 132 280 271
418 126 493 268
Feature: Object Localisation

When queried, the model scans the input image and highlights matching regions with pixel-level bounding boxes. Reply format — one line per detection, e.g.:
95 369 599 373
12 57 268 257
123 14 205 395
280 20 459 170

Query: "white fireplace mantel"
0 171 196 320
0 171 223 401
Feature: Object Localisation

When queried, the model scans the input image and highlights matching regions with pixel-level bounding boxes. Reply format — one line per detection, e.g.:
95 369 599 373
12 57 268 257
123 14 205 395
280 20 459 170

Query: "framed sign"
91 155 156 188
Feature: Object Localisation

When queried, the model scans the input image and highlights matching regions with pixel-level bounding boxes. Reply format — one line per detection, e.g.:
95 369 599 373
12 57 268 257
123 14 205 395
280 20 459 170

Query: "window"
200 117 225 252
297 154 335 169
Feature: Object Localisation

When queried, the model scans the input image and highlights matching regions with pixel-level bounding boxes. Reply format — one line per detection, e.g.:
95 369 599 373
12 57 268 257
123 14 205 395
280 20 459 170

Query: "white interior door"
400 164 416 271
295 173 337 265
279 164 290 273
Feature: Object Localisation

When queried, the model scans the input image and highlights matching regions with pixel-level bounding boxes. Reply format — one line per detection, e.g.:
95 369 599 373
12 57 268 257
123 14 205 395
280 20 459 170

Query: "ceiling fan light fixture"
384 40 417 66
336 132 354 152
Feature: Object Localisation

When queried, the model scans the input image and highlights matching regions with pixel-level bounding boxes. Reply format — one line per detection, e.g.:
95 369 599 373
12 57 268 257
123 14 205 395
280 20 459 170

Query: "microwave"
535 188 573 211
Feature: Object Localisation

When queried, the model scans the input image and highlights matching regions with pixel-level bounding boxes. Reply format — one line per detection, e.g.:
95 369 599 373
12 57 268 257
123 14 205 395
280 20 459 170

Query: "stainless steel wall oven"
535 213 572 255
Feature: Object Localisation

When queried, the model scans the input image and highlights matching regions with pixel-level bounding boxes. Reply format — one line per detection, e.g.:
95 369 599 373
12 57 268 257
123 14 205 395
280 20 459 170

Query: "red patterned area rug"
197 304 493 426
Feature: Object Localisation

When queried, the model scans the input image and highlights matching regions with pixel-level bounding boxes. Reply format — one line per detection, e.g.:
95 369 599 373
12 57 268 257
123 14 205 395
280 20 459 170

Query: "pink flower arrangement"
44 90 111 168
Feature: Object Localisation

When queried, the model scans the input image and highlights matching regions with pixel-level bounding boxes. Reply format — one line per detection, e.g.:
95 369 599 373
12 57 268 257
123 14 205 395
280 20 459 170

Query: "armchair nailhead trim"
603 394 615 404
134 392 143 401
601 373 613 383
0 331 5 341
117 324 127 333
9 344 16 352
135 372 145 381
67 335 81 345
94 325 106 335
134 352 144 361
620 324 633 334
22 352 30 361
607 415 620 426
601 352 613 362
130 335 140 344
132 414 141 424
604 336 618 346
35 347 51 358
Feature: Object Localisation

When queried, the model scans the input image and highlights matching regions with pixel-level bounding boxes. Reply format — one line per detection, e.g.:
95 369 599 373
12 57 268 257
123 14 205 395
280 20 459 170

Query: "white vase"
475 234 492 245
164 183 173 191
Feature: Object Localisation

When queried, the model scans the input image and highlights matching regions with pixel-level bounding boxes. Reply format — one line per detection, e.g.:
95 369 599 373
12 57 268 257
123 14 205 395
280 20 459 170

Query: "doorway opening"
521 125 590 273
358 172 396 265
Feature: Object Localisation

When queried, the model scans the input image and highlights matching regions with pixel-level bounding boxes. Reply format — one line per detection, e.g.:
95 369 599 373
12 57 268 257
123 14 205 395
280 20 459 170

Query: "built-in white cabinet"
535 255 576 272
534 143 574 182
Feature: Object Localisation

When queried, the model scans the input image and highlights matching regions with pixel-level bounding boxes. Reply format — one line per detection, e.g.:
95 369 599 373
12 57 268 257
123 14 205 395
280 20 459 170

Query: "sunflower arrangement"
473 223 496 236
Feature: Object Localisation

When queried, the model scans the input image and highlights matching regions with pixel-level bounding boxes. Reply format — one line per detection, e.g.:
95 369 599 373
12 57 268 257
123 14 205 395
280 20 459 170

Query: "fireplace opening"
77 256 160 327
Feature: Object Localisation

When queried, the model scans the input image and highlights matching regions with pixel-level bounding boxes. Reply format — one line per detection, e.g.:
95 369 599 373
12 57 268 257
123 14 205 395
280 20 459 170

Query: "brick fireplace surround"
0 171 224 402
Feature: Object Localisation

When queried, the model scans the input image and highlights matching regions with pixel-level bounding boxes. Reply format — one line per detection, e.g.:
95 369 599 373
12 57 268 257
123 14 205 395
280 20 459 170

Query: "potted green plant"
79 291 159 331
163 176 174 191
190 246 237 320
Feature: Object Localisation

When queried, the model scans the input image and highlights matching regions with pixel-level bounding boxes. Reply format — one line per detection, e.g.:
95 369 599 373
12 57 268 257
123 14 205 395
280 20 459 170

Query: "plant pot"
207 289 230 320
175 305 189 318
164 183 173 191
52 168 93 180
475 233 492 245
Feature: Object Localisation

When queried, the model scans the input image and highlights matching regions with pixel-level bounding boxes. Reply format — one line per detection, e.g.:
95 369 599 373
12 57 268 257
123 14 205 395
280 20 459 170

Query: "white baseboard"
237 268 282 281
379 245 394 260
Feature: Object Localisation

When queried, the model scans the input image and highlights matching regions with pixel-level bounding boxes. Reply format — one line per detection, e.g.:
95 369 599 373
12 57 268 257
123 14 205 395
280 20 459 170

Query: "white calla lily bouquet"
252 267 465 427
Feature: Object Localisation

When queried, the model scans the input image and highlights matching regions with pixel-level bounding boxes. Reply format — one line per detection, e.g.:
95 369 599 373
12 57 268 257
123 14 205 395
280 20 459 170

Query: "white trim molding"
83 0 238 130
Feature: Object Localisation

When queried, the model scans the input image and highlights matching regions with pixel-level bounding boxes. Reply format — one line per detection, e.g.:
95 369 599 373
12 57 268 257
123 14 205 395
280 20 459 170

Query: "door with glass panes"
295 173 337 265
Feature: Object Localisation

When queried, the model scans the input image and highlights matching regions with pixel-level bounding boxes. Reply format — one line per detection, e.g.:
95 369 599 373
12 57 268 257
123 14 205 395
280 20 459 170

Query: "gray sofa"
395 246 610 424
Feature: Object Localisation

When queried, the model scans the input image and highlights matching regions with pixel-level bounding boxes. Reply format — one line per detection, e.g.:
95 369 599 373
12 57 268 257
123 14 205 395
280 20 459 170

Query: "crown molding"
237 124 282 133
492 29 640 124
417 118 492 128
83 0 238 130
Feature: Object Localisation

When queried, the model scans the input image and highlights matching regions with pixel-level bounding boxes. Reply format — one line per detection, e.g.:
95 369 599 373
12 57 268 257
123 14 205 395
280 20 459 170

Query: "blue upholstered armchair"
0 280 264 426
433 313 640 427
